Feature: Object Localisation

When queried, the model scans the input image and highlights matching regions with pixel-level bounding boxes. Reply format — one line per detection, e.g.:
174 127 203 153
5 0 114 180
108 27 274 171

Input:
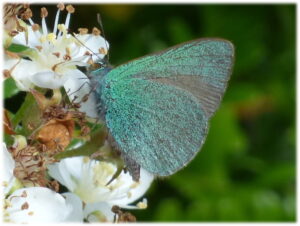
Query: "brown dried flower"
111 205 137 223
3 4 28 33
12 144 50 187
36 118 74 151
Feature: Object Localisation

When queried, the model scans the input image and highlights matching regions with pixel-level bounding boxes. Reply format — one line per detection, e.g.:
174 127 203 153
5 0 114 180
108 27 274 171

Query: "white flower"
2 141 83 223
2 143 16 195
3 187 83 223
48 156 154 222
5 5 109 118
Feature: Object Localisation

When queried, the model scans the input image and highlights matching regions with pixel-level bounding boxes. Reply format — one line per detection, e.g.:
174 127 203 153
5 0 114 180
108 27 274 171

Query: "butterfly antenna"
97 13 110 62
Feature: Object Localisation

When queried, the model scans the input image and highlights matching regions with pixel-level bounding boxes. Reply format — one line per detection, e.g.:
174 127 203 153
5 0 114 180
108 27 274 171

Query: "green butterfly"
90 38 234 180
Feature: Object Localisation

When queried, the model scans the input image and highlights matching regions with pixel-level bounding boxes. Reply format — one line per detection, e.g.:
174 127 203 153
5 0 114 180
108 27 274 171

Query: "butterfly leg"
122 153 141 182
107 132 141 182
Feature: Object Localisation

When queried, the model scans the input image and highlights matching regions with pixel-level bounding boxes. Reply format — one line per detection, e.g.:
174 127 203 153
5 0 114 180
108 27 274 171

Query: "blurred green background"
29 4 296 222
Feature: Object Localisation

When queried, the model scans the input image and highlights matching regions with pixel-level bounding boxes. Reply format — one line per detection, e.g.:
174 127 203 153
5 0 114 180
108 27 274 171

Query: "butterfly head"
88 58 112 81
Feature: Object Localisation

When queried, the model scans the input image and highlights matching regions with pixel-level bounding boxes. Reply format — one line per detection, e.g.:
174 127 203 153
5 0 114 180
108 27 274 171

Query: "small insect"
90 38 234 180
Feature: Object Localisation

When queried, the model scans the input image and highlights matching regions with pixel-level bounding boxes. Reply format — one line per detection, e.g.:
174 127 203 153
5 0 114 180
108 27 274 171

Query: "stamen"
66 5 75 13
40 7 48 18
35 46 42 51
64 12 70 30
57 24 67 37
53 11 60 35
66 47 70 55
57 24 65 32
28 20 42 40
52 52 60 58
21 202 29 210
3 70 11 78
99 47 107 55
21 191 27 197
92 27 101 36
31 24 39 31
118 198 148 210
4 54 21 77
39 35 46 43
57 3 65 11
5 50 20 59
46 33 56 43
53 3 65 36
55 59 89 69
3 56 21 78
78 28 88 35
137 200 147 209
8 31 18 37
64 5 75 30
21 8 32 20
16 20 25 32
40 8 48 35
87 58 94 65
63 54 71 61
42 17 48 35
28 18 34 26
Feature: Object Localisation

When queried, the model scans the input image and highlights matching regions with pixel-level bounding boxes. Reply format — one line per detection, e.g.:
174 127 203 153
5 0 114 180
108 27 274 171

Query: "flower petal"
62 192 84 222
49 156 111 203
12 25 41 48
30 70 70 89
110 168 154 207
2 143 16 195
84 202 114 222
48 156 153 206
63 69 99 118
75 34 109 62
6 59 36 91
48 157 82 192
4 187 80 223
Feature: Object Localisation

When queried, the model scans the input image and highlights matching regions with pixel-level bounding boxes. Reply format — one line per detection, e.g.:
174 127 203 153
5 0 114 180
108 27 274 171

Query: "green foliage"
11 92 42 135
6 4 295 222
6 43 29 52
4 78 19 98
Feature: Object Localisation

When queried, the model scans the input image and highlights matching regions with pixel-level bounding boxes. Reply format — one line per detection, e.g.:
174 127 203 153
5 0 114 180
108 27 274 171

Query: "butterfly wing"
101 38 234 176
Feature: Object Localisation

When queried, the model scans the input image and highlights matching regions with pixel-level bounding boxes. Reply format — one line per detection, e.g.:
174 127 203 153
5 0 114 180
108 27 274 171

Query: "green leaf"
6 43 29 53
4 134 14 146
4 78 20 98
11 92 42 135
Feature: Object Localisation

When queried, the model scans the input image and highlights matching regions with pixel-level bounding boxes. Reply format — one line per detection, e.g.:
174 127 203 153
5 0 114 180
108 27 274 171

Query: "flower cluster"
3 4 153 223
4 3 108 117
3 145 153 223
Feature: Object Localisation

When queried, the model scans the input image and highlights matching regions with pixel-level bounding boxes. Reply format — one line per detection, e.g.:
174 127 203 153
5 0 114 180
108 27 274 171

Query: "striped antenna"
97 13 110 62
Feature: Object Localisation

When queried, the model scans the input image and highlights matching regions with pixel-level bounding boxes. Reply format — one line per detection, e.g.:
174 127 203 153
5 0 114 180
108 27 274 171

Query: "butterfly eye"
99 61 105 68
88 61 105 72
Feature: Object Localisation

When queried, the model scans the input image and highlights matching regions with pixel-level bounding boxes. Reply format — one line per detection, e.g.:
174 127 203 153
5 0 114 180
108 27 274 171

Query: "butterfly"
90 38 234 181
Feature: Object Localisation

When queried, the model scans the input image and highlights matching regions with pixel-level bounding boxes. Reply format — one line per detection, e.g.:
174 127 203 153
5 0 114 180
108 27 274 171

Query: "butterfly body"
90 38 234 178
